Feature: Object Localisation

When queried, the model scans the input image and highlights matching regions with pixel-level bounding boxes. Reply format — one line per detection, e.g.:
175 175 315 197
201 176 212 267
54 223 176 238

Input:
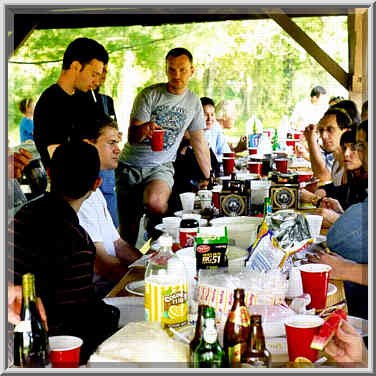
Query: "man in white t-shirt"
290 86 328 131
78 116 142 297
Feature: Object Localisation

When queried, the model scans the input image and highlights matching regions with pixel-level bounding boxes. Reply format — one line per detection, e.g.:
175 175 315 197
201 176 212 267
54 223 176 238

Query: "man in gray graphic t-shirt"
115 48 211 245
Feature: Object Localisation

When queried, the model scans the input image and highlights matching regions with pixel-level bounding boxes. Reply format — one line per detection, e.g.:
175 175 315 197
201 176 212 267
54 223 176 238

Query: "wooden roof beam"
262 8 350 90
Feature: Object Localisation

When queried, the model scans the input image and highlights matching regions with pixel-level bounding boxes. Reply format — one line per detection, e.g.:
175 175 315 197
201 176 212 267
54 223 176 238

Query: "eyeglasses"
354 142 366 151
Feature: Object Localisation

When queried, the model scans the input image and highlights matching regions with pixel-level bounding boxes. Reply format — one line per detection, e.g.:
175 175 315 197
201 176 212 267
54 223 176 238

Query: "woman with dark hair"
301 129 367 211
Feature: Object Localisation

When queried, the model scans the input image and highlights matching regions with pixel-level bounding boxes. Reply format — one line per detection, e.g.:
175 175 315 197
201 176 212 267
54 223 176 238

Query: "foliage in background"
8 16 348 145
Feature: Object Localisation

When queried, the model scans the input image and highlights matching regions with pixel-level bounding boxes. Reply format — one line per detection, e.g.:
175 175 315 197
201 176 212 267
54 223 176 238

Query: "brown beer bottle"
240 314 271 368
189 304 208 364
223 288 250 367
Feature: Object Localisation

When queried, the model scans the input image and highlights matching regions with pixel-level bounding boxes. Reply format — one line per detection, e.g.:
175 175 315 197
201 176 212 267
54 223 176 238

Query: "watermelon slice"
310 309 347 351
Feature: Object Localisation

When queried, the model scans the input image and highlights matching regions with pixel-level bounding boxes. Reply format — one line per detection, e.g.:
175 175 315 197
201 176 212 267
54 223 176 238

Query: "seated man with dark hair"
8 141 120 365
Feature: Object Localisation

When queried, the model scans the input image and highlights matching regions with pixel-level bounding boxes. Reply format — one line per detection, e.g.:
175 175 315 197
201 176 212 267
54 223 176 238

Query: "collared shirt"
204 121 231 162
8 193 98 334
320 148 335 172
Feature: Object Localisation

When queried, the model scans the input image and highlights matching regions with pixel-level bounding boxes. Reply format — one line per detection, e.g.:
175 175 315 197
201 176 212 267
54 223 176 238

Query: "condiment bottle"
240 314 271 368
193 306 225 368
144 234 188 329
263 196 272 218
179 214 199 248
13 273 50 367
189 304 208 365
223 288 250 367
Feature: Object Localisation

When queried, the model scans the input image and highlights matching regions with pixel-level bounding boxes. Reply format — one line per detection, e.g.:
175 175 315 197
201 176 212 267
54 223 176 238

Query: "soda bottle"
13 273 50 367
189 304 208 364
144 234 188 329
223 288 250 367
193 306 225 368
240 314 271 368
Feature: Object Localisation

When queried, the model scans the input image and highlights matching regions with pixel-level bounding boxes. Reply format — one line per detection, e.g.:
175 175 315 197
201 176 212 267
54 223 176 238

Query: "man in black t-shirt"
33 37 109 171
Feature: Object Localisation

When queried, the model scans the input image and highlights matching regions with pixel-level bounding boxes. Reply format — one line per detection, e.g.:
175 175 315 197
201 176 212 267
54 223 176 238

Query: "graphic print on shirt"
144 104 187 150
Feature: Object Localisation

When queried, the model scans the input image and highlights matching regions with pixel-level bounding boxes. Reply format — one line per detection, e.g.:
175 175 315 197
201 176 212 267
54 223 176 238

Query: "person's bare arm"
93 242 128 282
189 129 211 180
304 124 332 183
113 238 143 265
47 144 60 158
312 251 368 286
128 119 160 145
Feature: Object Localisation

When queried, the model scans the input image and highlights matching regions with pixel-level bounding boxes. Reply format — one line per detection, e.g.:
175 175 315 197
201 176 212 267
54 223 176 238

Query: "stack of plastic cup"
286 266 303 299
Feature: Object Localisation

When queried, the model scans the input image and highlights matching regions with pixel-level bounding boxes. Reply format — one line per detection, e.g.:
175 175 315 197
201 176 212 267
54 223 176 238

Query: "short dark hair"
340 129 357 147
19 98 33 114
329 96 344 105
62 38 109 70
200 97 215 107
166 48 193 63
332 100 361 127
310 86 327 97
322 107 353 130
50 141 100 199
81 115 118 143
357 120 368 141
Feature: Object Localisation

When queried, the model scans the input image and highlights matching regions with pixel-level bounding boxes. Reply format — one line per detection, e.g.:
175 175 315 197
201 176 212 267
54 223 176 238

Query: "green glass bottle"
13 273 50 367
193 306 225 368
272 130 280 151
263 197 272 218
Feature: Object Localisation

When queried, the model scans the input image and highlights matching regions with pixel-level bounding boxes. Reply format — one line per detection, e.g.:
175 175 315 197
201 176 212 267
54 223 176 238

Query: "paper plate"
174 209 201 217
124 280 145 297
327 282 337 297
348 315 368 337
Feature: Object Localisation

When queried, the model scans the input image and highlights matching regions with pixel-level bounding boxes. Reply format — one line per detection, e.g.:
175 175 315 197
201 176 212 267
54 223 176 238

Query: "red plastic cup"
299 264 332 310
223 152 235 158
275 158 288 173
248 161 262 174
298 171 313 183
49 336 83 368
222 157 235 175
286 139 297 148
293 132 303 140
284 315 324 362
151 129 165 151
248 147 258 155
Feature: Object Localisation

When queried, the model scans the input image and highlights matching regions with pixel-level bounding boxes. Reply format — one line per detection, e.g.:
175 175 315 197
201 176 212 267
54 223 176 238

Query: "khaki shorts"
116 161 175 190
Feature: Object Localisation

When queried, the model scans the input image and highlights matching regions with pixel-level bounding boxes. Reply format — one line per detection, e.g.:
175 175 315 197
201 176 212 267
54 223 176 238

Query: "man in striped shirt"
8 141 119 365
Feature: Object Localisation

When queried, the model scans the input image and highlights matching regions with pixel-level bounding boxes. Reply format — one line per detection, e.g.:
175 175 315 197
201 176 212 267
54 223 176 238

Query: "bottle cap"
159 234 173 247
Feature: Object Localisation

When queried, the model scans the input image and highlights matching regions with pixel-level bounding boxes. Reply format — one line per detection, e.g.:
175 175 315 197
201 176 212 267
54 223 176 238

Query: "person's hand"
8 147 32 179
324 320 366 364
315 207 340 227
199 179 209 190
134 121 161 142
320 197 344 214
307 250 347 280
295 143 310 160
303 123 318 143
299 188 315 203
8 284 48 330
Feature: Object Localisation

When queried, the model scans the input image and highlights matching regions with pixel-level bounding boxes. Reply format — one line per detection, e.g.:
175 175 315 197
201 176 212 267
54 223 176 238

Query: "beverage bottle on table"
263 197 272 218
240 314 271 368
193 306 225 368
144 234 188 329
223 288 250 367
189 304 208 364
13 273 50 367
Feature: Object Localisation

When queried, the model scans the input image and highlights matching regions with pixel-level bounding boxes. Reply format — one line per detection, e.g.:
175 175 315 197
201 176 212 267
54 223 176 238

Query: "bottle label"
228 343 242 366
144 277 188 329
203 326 217 344
228 307 250 327
179 229 197 248
14 320 32 332
240 360 269 368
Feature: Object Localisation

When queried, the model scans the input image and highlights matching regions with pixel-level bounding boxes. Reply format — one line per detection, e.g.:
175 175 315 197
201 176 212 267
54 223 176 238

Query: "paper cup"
222 157 235 175
299 263 332 310
287 266 303 298
284 315 324 362
151 129 165 151
305 214 323 238
275 158 288 173
179 192 196 211
49 336 83 368
197 190 212 201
